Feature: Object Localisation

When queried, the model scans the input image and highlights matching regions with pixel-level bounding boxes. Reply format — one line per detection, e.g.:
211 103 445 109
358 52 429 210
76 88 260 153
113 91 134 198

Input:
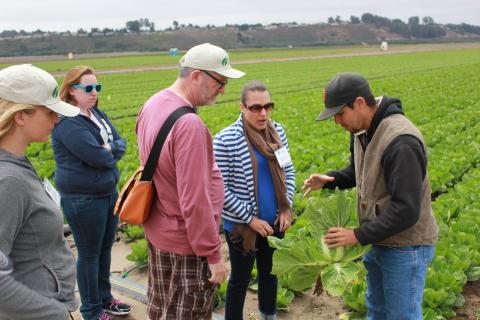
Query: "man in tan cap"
136 43 245 319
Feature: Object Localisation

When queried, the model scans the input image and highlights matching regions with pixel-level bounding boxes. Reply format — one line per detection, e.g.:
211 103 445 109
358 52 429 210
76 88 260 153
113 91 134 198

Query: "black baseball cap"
316 72 371 121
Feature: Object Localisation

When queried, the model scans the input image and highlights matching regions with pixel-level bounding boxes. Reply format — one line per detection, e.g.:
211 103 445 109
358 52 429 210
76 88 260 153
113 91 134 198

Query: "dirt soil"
68 227 479 320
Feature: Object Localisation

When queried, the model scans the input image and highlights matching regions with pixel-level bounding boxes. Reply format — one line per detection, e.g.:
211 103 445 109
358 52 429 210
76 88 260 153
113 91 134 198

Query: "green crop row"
26 48 480 213
23 47 480 318
0 44 439 73
76 48 477 120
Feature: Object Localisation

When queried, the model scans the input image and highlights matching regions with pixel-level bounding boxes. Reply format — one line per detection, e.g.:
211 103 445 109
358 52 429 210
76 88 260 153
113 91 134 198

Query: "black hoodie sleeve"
353 134 427 245
324 134 357 190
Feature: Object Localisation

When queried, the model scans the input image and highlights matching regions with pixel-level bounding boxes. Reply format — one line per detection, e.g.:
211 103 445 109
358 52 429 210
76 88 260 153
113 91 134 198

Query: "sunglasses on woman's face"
244 102 275 113
72 84 103 93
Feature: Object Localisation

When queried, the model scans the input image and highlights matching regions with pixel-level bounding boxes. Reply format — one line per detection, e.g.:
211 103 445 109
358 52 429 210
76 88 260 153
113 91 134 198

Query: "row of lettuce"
261 58 480 319
24 48 480 319
270 164 480 319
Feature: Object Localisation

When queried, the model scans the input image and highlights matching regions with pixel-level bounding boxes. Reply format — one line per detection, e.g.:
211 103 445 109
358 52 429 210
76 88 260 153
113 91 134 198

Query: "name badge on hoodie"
44 177 61 208
100 127 109 144
101 119 113 142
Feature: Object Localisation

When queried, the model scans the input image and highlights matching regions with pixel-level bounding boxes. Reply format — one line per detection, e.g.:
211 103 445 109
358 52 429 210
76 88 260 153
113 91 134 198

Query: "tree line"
1 14 480 39
329 13 480 38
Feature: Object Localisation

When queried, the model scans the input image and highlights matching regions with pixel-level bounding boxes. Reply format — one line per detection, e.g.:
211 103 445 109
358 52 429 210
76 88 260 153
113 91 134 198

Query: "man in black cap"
302 72 438 319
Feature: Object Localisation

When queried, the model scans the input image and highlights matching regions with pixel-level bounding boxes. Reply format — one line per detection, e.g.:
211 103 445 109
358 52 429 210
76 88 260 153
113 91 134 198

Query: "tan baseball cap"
180 43 245 79
0 64 79 117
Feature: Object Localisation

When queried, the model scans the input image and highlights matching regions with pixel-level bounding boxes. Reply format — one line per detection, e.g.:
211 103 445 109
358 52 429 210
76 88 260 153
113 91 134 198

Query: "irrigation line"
69 240 225 318
121 262 147 278
108 275 225 319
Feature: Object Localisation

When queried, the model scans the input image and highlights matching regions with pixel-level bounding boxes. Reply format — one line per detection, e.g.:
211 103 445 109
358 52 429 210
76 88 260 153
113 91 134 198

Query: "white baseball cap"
0 64 79 117
180 43 245 79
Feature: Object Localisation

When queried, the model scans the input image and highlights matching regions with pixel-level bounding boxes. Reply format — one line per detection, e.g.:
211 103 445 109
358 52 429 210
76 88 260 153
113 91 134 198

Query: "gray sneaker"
102 299 132 315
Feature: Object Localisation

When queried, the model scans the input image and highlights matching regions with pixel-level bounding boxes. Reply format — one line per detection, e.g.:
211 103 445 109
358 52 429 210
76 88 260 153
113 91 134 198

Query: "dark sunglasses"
201 70 228 89
72 84 103 93
244 102 275 113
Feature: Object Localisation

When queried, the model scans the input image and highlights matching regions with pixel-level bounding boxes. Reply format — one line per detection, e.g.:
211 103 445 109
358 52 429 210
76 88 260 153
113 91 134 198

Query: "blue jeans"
363 244 434 320
62 194 119 320
224 228 283 320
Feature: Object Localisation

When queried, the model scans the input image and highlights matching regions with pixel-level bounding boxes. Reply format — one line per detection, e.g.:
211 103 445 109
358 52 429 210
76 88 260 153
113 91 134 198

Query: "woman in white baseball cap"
0 64 80 319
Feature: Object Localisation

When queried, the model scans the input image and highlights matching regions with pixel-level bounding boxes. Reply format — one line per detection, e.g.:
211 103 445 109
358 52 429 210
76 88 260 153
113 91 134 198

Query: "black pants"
224 228 284 320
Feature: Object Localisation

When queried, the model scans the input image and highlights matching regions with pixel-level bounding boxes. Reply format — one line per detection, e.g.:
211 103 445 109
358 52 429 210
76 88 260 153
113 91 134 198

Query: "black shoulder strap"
141 106 195 181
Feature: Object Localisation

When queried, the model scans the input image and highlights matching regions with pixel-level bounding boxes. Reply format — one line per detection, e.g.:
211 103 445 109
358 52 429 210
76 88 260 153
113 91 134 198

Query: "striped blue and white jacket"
213 114 295 225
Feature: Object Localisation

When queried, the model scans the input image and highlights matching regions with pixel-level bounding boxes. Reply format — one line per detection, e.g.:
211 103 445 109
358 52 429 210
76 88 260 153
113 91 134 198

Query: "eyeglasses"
72 84 102 93
201 71 228 90
244 102 275 113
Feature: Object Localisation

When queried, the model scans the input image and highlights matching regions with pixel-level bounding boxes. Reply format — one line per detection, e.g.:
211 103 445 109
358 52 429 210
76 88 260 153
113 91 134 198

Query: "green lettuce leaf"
321 261 361 296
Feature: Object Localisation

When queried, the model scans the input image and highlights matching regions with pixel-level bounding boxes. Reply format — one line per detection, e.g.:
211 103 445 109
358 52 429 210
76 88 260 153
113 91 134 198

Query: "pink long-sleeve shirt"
136 89 224 264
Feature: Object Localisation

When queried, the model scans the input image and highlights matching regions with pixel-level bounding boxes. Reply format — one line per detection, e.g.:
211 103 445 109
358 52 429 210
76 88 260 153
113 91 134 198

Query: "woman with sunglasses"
51 66 130 320
0 64 80 319
213 80 295 320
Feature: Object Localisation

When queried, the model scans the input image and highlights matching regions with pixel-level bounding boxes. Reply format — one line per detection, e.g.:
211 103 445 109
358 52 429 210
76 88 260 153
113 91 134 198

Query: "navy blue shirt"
51 107 126 198
252 145 278 225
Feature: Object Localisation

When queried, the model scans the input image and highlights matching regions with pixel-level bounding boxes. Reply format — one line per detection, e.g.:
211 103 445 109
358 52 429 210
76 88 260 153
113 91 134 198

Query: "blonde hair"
60 65 98 107
0 98 38 138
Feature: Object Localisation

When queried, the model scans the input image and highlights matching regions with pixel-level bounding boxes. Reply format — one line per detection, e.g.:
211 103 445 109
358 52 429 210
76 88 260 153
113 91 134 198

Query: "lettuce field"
24 45 480 319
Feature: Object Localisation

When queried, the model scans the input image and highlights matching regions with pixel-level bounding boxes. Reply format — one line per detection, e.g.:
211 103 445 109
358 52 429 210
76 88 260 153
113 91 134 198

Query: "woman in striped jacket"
213 80 295 320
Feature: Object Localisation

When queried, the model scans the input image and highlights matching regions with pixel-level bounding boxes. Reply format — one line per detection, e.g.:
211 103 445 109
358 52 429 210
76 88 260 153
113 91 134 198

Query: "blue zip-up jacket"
213 114 295 225
51 107 126 198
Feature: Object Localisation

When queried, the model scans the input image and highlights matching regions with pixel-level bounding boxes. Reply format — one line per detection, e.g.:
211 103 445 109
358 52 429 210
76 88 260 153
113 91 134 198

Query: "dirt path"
68 231 348 320
68 229 480 320
2 42 479 79
54 42 480 78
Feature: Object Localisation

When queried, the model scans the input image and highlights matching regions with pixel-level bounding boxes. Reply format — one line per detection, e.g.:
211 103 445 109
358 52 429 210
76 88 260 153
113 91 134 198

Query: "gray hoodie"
0 148 78 320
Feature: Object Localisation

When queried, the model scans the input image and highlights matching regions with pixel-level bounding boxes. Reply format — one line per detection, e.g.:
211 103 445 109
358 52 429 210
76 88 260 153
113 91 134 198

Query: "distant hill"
1 24 479 58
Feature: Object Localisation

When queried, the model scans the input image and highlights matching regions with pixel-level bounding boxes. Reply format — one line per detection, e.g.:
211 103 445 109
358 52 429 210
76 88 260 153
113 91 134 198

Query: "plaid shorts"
146 240 218 320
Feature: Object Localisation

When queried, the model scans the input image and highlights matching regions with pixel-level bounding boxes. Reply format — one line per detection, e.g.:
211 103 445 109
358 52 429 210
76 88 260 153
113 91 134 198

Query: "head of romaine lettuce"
268 191 371 296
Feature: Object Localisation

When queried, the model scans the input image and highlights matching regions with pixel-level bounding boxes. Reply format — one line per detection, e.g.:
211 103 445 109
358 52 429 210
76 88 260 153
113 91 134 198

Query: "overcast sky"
2 0 479 33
